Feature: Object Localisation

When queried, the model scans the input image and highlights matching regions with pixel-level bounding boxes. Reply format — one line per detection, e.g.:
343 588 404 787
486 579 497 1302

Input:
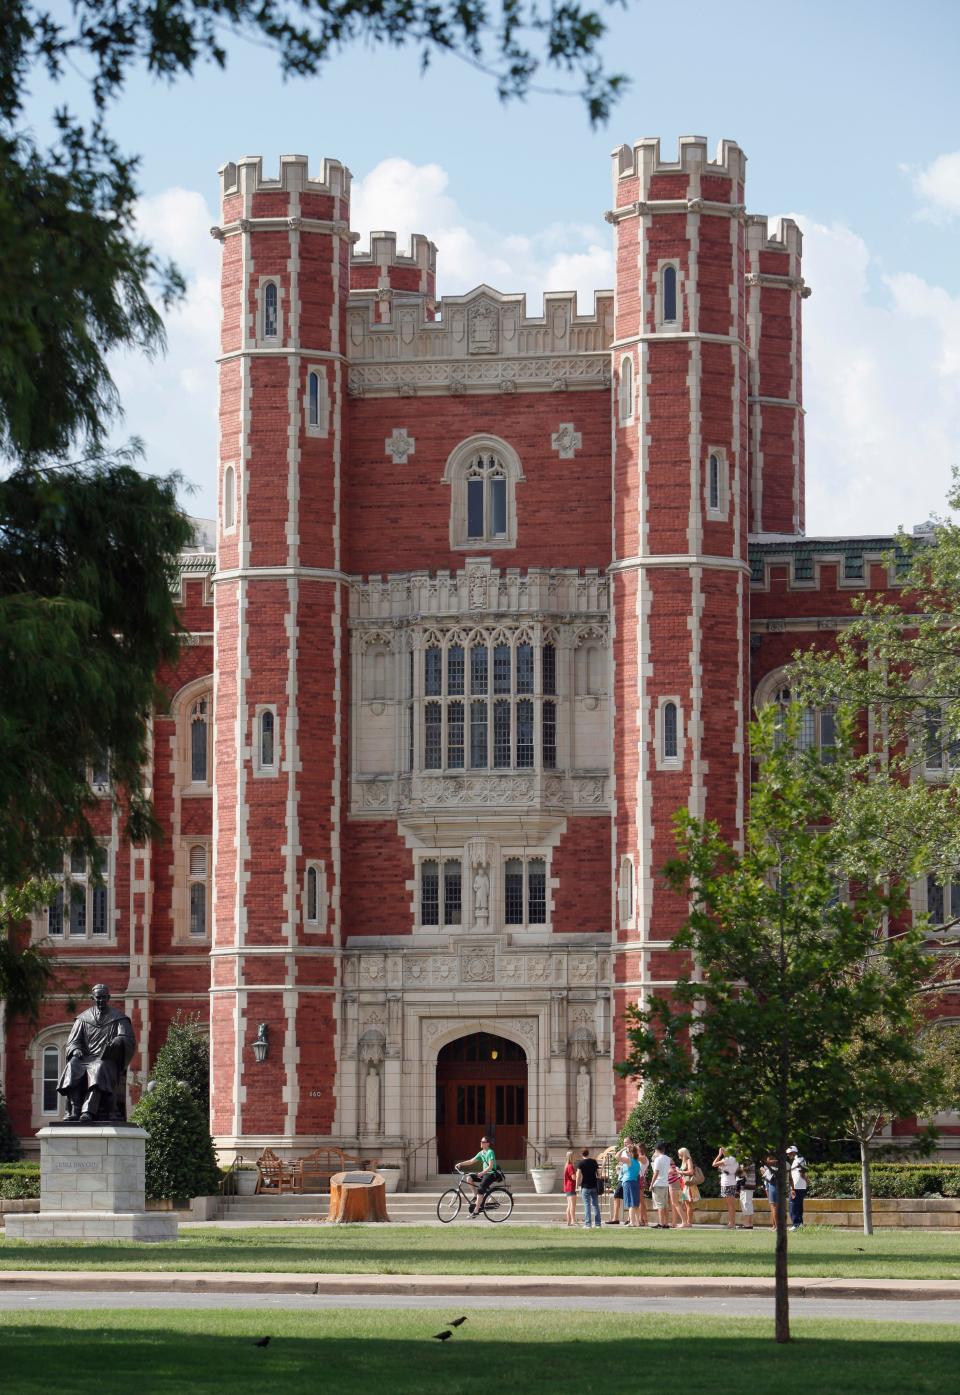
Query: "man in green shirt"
457 1136 499 1217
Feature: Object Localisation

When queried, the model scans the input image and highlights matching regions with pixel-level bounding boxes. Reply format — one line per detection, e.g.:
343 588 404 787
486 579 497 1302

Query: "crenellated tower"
349 231 438 322
608 136 750 1114
211 153 351 1152
745 216 808 535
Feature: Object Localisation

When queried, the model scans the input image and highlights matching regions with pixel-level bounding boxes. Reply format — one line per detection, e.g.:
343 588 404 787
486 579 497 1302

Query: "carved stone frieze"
348 355 610 397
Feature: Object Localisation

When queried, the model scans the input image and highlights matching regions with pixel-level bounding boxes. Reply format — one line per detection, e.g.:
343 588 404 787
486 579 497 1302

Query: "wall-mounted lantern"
252 1022 269 1064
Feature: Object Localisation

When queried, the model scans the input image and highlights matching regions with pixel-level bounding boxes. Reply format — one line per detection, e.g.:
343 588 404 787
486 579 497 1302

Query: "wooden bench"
254 1148 298 1195
295 1147 364 1193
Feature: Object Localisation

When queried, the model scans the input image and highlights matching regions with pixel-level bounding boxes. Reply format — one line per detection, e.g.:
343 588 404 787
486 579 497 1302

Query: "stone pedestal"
4 1126 177 1243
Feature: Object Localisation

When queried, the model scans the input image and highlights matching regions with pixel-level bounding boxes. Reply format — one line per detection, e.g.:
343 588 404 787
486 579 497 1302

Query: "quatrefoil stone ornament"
385 428 415 464
551 423 582 460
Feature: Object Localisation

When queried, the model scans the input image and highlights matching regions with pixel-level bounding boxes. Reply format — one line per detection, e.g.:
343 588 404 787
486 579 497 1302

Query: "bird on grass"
449 1317 468 1328
253 1336 271 1348
432 1331 453 1342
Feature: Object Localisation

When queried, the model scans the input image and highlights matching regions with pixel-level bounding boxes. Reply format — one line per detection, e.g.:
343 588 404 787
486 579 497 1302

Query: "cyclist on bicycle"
457 1135 499 1217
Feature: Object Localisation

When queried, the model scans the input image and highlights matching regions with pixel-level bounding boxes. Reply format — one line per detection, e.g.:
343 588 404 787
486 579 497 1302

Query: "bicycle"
436 1164 515 1223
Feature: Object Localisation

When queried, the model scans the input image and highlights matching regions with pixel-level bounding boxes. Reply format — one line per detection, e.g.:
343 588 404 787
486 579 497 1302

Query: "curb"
1 1271 959 1302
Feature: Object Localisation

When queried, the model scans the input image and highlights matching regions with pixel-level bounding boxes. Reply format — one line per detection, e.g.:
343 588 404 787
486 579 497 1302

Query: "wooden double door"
435 1033 528 1172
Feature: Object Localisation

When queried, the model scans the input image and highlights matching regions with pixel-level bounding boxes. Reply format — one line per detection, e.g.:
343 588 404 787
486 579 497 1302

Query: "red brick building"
3 136 957 1164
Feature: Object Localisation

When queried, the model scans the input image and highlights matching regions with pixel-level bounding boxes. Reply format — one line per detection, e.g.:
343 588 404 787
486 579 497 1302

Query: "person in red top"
563 1150 577 1227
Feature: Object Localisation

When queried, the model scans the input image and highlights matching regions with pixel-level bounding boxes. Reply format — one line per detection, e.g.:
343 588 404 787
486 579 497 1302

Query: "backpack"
692 1165 705 1186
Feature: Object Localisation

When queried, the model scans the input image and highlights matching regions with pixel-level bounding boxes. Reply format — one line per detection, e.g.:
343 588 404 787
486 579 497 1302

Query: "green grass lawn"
1 1224 959 1277
1 1309 958 1394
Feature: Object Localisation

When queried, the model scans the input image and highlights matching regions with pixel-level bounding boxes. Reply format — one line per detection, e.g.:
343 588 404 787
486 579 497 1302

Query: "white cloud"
797 214 960 535
911 151 960 222
351 158 613 312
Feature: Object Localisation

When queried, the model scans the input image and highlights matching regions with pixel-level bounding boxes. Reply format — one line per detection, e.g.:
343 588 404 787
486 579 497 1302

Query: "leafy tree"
618 706 934 1343
131 1080 221 1202
619 1082 717 1186
920 1022 960 1116
0 1089 21 1162
151 1013 210 1112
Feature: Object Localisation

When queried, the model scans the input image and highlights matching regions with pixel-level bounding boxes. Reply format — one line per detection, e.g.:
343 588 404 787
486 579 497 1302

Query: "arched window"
444 435 524 551
662 701 678 760
504 855 547 928
308 371 320 427
42 1045 61 1114
760 678 836 761
619 355 634 423
188 845 207 938
307 865 318 923
224 465 236 531
263 282 279 338
304 861 327 930
190 698 209 784
662 265 678 324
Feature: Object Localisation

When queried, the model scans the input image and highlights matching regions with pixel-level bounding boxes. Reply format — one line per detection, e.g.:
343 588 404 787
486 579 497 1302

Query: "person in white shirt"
738 1159 756 1230
650 1143 673 1228
712 1145 739 1229
787 1145 808 1229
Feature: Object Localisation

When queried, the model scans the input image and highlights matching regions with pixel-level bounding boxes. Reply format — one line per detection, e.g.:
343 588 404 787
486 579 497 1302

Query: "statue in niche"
472 863 490 926
364 1066 381 1135
576 1063 591 1135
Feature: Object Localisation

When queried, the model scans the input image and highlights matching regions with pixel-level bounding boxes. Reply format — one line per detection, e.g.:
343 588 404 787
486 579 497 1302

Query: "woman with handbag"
678 1146 702 1228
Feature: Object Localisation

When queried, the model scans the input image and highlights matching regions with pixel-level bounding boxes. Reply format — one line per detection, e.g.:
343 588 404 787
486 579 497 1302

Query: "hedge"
0 1164 40 1200
808 1163 960 1199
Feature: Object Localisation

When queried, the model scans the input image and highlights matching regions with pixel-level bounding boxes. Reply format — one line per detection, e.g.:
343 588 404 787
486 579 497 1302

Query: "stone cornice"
604 199 747 224
211 216 354 240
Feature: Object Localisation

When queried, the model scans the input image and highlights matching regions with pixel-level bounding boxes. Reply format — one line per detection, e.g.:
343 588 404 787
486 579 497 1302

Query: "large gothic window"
417 629 558 775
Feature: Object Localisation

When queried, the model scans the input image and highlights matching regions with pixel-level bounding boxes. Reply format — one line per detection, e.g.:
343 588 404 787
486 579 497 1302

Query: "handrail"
523 1137 546 1168
219 1151 245 1196
402 1134 437 1189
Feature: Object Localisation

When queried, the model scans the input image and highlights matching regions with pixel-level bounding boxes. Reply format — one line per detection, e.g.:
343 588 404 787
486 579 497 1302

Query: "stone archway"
434 1031 528 1171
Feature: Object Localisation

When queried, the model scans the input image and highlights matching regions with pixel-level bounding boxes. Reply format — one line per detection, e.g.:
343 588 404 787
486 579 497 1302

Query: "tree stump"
327 1170 390 1223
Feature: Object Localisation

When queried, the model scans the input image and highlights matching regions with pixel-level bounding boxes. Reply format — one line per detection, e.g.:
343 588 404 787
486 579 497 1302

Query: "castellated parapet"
611 134 747 200
219 153 352 203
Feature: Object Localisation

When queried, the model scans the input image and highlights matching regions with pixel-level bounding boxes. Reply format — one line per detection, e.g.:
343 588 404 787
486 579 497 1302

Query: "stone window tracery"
504 855 547 927
190 698 210 785
444 435 524 551
40 847 111 942
755 672 836 763
416 628 559 775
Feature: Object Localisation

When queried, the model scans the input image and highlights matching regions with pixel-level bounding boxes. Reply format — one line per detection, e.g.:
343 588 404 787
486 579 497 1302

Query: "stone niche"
4 1125 178 1243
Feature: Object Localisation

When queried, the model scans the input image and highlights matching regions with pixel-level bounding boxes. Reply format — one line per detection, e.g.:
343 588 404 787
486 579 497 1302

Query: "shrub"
807 1163 960 1199
0 1091 21 1161
0 1174 39 1200
619 1084 720 1196
131 1080 220 1202
151 1013 209 1111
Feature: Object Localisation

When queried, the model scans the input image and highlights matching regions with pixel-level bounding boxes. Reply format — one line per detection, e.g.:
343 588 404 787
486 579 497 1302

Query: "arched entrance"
435 1032 528 1172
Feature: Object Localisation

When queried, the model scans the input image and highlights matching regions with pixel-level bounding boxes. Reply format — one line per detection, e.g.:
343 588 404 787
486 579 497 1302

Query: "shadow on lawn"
0 1324 958 1395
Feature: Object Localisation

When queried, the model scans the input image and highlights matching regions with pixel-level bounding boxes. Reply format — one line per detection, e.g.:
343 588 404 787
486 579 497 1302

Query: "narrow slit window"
447 701 464 769
708 454 720 512
493 700 511 769
306 866 318 923
516 698 534 768
191 699 209 783
619 355 633 423
542 644 556 696
662 701 679 761
224 465 235 530
444 860 462 927
470 700 487 769
528 858 546 925
421 861 440 926
504 858 524 926
189 882 206 937
424 703 442 770
260 710 275 769
662 265 678 323
543 700 557 770
424 647 442 697
308 371 321 428
263 282 278 337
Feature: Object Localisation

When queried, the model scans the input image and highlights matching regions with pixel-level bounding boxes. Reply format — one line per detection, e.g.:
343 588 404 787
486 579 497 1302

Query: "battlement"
219 154 351 206
351 232 437 277
746 214 803 260
612 135 746 195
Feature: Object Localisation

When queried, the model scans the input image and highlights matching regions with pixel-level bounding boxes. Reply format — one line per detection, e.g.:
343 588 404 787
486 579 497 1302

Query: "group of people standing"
562 1140 809 1230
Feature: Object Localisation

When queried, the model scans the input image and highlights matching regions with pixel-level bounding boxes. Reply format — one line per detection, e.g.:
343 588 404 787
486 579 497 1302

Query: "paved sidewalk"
1 1270 958 1302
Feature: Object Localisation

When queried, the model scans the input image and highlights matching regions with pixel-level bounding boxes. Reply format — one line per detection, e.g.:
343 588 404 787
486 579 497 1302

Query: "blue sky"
26 0 960 534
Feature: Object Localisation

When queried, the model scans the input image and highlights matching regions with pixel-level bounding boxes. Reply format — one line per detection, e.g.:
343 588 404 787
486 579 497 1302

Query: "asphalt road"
1 1290 959 1324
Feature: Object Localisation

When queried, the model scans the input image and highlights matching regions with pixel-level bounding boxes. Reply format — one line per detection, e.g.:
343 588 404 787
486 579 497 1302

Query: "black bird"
449 1317 468 1328
432 1331 453 1342
253 1336 271 1348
